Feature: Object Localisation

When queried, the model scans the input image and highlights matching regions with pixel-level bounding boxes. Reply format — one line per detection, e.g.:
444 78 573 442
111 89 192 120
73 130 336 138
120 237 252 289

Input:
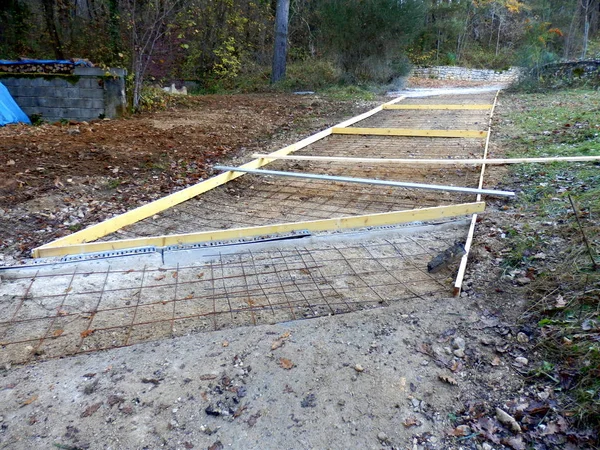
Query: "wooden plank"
251 154 600 165
332 127 488 138
383 104 492 110
454 90 501 296
33 202 486 258
35 95 407 253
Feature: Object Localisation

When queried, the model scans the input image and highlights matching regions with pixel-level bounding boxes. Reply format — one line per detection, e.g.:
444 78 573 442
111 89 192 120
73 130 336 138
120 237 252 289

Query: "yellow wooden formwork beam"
34 95 407 255
33 202 485 258
383 104 492 110
331 127 488 138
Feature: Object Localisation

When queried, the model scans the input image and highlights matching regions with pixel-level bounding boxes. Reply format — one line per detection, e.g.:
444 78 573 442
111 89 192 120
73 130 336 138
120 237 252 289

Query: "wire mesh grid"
101 133 486 241
352 109 489 130
397 93 497 105
84 94 493 241
1 230 462 366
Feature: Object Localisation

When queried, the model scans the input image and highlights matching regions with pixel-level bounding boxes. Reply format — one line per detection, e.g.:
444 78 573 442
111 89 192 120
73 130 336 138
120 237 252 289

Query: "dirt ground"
0 82 591 449
0 93 380 263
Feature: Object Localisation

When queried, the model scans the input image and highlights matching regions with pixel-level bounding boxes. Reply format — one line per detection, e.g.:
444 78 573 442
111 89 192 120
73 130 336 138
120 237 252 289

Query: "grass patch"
500 88 600 432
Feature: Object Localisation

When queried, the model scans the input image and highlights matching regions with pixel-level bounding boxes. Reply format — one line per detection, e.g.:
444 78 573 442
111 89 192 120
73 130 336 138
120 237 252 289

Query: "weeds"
501 88 600 432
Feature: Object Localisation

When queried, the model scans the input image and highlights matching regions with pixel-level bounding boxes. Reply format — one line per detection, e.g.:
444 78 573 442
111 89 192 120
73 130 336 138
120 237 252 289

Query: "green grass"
500 88 600 432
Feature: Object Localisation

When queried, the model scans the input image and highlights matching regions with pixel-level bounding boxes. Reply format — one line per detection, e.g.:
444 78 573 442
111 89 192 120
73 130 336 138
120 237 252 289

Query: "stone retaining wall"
411 66 521 82
0 67 126 122
536 60 600 80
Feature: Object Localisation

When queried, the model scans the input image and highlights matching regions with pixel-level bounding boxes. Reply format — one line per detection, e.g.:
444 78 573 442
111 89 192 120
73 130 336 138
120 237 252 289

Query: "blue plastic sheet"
0 82 31 126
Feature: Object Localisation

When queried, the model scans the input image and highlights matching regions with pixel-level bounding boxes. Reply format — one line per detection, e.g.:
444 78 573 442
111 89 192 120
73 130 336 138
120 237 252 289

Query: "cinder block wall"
0 67 126 122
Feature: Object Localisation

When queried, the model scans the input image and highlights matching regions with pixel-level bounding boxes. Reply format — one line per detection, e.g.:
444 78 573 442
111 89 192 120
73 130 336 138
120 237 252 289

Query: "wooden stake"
454 90 500 296
33 202 485 258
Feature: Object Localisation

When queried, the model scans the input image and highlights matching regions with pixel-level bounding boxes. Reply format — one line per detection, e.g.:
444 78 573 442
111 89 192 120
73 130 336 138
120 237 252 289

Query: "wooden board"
250 154 600 165
35 95 407 254
332 127 488 138
383 104 492 110
33 202 486 258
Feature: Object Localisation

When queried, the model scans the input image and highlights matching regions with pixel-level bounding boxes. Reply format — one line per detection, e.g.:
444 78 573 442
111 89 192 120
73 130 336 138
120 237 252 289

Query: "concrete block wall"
411 66 521 82
0 67 126 122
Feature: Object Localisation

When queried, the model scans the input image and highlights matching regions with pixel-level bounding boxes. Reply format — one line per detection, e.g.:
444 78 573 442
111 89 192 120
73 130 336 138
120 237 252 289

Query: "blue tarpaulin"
0 82 31 126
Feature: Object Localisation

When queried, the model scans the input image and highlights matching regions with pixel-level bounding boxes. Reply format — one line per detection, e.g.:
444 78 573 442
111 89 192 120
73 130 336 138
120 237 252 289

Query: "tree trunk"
271 0 290 84
41 0 65 59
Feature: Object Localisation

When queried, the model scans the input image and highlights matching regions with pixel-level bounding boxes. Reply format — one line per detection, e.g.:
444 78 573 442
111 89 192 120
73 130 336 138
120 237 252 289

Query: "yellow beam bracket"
33 202 486 258
332 127 488 138
383 104 492 110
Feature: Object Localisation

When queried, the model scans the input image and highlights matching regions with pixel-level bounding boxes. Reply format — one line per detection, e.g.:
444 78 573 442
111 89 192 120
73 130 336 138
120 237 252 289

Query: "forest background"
0 0 599 106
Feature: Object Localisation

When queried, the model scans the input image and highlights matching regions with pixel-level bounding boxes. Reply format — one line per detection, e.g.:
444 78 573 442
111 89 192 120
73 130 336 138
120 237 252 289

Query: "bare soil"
0 85 593 450
0 93 380 262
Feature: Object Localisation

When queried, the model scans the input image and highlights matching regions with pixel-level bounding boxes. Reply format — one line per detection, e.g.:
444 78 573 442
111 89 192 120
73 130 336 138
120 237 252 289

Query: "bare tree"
122 0 182 110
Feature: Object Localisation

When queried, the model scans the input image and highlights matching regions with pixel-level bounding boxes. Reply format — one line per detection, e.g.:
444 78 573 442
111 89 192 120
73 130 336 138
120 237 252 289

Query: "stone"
495 407 522 433
515 277 531 286
354 364 364 372
377 432 389 442
453 349 465 358
516 332 529 343
452 337 466 351
514 356 529 367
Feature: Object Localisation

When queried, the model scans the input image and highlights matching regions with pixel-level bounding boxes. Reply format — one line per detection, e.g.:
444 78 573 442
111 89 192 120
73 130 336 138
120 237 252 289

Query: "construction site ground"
0 81 585 450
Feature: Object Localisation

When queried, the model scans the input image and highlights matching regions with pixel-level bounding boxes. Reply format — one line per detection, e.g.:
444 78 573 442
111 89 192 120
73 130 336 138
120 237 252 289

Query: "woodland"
1 0 599 105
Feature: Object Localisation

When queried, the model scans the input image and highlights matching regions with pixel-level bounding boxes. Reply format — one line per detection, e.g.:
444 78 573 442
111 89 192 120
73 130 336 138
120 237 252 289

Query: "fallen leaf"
451 425 471 436
154 274 166 281
208 441 224 450
81 402 102 418
65 287 72 293
6 159 15 166
80 329 95 338
491 355 501 366
438 374 458 385
271 331 291 350
222 341 229 347
21 395 38 406
555 294 566 309
279 358 294 370
52 329 64 338
172 271 178 279
184 294 193 300
402 416 422 427
502 435 526 450
197 272 204 279
271 339 284 350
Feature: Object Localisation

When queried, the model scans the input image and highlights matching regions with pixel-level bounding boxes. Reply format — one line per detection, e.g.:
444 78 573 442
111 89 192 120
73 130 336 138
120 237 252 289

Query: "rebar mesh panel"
1 229 465 365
